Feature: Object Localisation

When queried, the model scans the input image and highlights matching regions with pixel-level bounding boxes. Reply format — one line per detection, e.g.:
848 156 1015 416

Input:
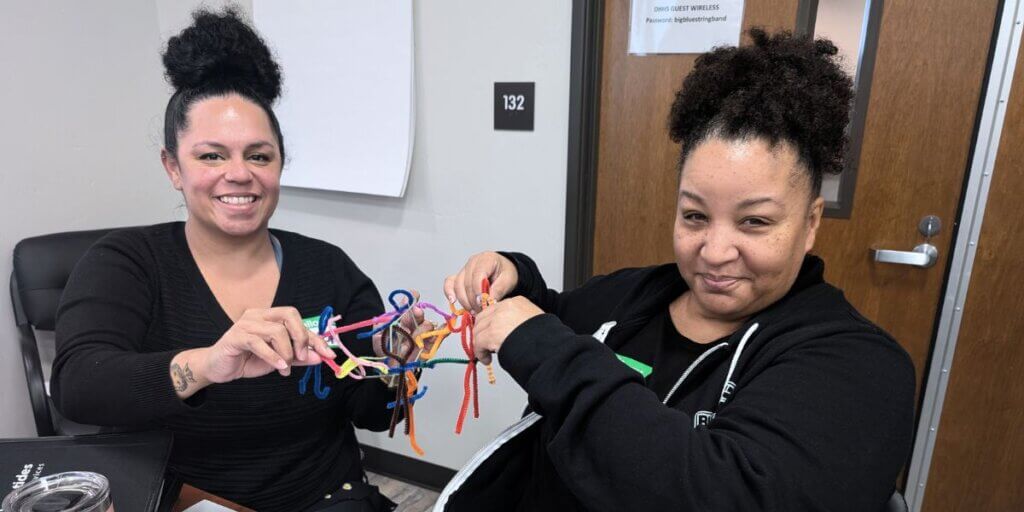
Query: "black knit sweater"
52 222 394 511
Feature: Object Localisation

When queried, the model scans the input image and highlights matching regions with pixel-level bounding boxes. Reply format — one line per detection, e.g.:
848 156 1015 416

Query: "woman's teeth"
218 196 256 205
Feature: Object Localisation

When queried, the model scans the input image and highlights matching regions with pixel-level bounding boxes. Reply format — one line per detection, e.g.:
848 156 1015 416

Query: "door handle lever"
872 243 939 268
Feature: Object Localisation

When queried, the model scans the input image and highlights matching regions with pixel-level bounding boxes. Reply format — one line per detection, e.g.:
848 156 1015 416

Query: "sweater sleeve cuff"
497 313 572 389
130 350 206 417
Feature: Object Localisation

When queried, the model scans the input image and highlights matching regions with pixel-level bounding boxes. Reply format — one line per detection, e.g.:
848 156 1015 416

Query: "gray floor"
367 471 439 512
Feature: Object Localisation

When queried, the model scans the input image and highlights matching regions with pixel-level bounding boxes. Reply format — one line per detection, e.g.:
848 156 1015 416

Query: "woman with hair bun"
437 29 916 511
53 8 409 511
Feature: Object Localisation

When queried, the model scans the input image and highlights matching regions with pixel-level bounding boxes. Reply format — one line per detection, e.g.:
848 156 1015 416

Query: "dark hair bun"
668 27 853 189
162 7 281 103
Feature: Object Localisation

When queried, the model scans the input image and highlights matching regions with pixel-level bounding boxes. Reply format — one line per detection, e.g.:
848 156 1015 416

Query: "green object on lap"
616 354 653 378
303 316 320 332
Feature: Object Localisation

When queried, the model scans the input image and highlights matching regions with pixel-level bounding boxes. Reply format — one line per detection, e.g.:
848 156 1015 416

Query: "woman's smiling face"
162 93 282 239
673 136 824 322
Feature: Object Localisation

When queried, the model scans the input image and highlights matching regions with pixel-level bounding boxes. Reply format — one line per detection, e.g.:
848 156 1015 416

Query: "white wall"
0 0 571 472
271 1 571 470
0 0 185 438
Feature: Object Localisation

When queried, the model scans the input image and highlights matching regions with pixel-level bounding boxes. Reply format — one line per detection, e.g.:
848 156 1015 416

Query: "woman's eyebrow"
190 141 277 150
679 190 705 204
680 191 780 209
245 141 276 150
192 141 227 150
737 197 781 209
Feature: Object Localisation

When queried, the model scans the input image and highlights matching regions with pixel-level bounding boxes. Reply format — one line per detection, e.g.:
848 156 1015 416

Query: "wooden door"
810 0 998 399
919 38 1024 512
591 0 1000 401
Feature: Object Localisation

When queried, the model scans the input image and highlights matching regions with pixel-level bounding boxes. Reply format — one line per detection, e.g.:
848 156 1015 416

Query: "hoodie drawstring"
718 323 759 405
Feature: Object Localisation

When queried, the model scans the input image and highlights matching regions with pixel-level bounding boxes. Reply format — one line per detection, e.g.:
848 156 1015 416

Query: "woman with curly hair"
51 8 419 512
436 29 915 511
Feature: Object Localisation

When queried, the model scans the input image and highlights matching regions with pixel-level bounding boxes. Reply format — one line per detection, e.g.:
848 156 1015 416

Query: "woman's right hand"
170 307 336 398
444 252 518 313
204 307 336 382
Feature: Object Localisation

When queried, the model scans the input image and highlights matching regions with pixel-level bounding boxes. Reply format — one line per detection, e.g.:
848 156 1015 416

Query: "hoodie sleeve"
497 314 916 512
498 251 643 327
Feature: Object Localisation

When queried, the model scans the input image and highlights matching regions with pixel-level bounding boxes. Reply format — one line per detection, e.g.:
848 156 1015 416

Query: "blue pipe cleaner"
313 364 331 399
356 289 415 340
389 362 424 374
297 306 335 399
299 366 314 395
318 305 334 335
298 365 331 399
388 289 416 311
386 386 429 410
356 319 400 340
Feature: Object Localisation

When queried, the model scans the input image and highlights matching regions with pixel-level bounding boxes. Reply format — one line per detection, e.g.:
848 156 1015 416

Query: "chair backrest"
886 490 909 512
10 227 124 436
12 228 122 330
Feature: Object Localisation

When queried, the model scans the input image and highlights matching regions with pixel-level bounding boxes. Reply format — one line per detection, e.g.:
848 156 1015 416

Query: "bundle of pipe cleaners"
297 280 497 456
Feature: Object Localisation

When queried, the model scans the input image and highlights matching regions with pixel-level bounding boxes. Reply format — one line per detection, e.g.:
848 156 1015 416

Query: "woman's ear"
804 196 825 253
161 148 183 191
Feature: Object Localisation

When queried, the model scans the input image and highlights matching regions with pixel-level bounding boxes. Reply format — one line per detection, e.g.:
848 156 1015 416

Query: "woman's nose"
699 226 740 266
223 158 254 183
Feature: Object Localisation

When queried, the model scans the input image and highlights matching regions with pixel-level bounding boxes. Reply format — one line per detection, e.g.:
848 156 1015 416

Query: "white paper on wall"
628 0 745 55
254 1 414 197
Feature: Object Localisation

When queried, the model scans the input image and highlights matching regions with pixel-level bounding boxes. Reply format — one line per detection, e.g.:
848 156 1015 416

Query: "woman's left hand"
372 289 435 360
473 296 544 364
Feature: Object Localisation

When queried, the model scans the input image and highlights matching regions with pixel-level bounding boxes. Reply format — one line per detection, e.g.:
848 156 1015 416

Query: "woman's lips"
214 195 260 213
699 274 740 292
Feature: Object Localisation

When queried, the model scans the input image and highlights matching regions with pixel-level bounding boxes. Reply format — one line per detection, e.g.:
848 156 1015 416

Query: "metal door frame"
904 0 1024 509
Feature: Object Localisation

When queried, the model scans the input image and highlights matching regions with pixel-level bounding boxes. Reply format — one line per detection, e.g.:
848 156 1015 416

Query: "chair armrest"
11 271 56 436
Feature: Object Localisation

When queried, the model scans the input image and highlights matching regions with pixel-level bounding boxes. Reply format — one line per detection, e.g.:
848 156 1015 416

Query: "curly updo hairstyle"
668 28 853 197
161 7 285 161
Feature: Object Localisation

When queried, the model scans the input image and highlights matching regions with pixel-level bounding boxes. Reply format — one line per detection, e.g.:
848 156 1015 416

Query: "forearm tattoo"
171 362 197 393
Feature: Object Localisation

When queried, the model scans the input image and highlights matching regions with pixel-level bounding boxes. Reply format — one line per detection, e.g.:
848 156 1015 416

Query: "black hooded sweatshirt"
435 253 915 512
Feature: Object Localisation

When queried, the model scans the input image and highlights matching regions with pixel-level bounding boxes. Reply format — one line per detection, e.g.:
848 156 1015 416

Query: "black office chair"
11 227 123 436
887 490 909 512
